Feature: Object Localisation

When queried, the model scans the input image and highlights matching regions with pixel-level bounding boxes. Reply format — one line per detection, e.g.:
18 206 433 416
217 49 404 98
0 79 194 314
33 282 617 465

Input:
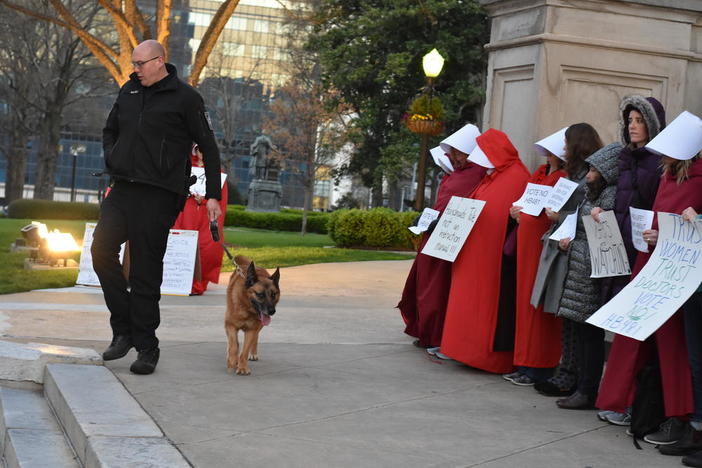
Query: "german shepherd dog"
225 255 280 375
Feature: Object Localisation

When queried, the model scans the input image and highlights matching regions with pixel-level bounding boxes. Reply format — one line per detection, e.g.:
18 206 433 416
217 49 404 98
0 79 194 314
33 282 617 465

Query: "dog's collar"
234 262 246 279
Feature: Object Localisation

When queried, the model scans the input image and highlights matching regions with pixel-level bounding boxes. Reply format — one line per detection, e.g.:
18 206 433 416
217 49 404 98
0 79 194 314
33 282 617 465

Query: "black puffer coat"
557 143 623 323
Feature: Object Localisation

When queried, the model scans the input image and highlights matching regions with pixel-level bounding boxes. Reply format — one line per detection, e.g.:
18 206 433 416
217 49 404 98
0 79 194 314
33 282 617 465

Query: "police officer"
92 40 222 375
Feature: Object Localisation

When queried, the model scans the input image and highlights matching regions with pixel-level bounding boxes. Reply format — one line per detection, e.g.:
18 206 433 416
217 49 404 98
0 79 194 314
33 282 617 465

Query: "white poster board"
160 229 199 296
512 183 552 217
583 210 631 278
421 196 486 262
549 208 579 242
408 208 440 235
76 223 126 287
630 207 655 253
586 213 702 341
190 167 228 197
543 178 578 213
76 223 198 296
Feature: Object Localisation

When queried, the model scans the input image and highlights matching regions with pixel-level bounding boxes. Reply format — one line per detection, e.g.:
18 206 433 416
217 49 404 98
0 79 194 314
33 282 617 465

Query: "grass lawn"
0 219 414 294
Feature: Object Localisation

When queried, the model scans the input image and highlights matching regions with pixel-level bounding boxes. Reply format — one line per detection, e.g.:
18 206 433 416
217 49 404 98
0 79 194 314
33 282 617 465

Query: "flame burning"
45 230 80 253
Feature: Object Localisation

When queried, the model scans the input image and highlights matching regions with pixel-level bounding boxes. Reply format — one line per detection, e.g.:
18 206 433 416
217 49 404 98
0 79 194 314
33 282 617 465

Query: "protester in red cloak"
441 128 530 374
506 148 566 385
172 145 228 295
597 155 701 431
398 143 486 348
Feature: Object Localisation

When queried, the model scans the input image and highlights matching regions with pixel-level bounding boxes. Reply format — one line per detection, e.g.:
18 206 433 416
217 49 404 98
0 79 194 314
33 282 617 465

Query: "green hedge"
224 206 329 234
7 199 100 220
327 208 419 249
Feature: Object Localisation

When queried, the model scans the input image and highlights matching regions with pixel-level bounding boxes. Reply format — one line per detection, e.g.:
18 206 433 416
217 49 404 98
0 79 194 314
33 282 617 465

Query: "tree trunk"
371 171 383 207
5 125 29 203
301 165 315 235
33 108 62 200
387 178 400 211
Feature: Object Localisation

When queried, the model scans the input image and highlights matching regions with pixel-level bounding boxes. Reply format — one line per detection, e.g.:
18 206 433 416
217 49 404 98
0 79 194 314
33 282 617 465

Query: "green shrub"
224 206 329 234
327 208 420 249
7 199 99 220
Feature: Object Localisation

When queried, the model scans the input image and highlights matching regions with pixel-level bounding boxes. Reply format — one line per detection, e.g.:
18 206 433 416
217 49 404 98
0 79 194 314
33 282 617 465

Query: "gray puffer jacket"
557 143 622 322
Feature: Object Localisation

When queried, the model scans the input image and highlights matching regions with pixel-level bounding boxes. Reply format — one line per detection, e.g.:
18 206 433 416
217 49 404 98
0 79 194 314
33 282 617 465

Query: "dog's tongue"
260 313 272 326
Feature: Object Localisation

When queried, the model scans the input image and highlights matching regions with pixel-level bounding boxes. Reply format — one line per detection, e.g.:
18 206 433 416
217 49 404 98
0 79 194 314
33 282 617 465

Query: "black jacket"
102 64 222 199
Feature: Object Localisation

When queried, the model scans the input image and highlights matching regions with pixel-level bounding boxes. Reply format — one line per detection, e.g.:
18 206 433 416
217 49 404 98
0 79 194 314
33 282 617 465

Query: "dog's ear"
270 267 280 288
245 262 257 289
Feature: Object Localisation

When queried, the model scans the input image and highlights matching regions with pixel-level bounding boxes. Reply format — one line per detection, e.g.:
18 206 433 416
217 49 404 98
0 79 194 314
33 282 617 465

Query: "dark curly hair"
564 123 603 178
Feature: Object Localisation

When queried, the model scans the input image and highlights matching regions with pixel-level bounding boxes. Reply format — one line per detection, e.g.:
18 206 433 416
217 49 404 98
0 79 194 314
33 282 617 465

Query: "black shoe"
130 347 160 375
659 423 702 456
534 379 575 397
556 391 595 410
102 335 133 361
684 449 702 467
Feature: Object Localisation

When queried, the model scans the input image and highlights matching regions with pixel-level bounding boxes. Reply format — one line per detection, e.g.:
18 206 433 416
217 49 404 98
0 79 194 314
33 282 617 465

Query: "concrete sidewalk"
0 260 679 467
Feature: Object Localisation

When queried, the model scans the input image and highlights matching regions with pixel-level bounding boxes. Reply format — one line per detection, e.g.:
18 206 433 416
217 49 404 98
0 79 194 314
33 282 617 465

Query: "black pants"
91 181 181 351
572 319 605 398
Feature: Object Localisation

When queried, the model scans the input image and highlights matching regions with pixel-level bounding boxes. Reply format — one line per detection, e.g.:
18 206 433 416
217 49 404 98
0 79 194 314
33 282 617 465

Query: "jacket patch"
130 90 139 94
203 111 213 131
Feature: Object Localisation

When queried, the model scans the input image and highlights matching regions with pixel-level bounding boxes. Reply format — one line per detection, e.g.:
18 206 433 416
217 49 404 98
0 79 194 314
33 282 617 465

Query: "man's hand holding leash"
207 198 222 222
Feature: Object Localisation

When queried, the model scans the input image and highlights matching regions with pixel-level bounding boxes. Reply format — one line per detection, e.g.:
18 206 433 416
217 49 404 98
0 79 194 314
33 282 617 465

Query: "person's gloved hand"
426 219 439 234
411 214 421 227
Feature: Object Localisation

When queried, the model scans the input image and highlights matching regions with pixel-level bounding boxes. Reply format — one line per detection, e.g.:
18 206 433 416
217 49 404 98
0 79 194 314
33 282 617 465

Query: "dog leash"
210 220 245 277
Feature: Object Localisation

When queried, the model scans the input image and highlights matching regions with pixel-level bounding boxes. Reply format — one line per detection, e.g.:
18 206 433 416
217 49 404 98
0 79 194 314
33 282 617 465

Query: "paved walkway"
0 260 679 467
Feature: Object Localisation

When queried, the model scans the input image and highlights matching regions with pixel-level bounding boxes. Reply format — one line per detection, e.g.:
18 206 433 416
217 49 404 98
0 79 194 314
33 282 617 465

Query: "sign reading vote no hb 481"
421 196 486 262
587 212 702 341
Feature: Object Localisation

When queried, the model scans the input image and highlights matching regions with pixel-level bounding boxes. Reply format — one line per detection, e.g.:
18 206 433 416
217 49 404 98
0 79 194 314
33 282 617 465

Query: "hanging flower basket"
406 115 444 136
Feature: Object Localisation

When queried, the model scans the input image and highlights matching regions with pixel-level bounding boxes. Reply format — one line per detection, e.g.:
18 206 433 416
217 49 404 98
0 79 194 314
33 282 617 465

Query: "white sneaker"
597 410 616 422
427 347 451 360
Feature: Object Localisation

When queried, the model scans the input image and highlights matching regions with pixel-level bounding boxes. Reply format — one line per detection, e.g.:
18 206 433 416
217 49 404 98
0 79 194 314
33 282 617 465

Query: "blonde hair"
662 154 700 184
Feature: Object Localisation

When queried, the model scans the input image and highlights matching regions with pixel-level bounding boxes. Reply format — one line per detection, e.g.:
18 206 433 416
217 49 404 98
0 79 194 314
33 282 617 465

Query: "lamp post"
413 49 445 212
69 144 85 202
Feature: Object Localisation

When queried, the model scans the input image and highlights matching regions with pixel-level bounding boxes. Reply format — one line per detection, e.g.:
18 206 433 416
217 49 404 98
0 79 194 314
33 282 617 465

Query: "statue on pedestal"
247 135 283 212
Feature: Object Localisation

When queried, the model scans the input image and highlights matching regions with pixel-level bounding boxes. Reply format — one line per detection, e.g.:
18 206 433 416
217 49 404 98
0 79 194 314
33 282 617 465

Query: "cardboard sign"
408 208 440 235
583 210 631 278
190 167 228 196
549 208 578 242
77 223 199 296
76 223 126 287
630 207 655 253
543 178 578 213
421 196 485 262
587 213 702 341
513 183 552 217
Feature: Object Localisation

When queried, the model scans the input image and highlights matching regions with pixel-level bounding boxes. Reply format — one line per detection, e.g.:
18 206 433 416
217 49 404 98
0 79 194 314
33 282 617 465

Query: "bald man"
93 40 222 374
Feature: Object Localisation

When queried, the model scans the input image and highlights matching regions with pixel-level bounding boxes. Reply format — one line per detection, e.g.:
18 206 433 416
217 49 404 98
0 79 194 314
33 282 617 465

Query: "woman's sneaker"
511 374 536 386
597 410 617 422
605 409 632 426
426 347 451 360
502 371 521 383
644 418 687 445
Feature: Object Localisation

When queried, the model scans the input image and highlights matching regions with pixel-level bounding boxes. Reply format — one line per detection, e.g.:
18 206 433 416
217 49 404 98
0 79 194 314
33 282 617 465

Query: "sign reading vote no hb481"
587 212 702 341
421 196 486 262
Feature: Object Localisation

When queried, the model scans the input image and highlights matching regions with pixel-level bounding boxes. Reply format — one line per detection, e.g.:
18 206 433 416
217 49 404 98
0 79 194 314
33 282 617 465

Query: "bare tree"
0 0 241 86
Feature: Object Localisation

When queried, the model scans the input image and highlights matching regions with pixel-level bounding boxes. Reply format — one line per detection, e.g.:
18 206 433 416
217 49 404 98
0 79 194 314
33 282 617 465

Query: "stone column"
479 0 702 170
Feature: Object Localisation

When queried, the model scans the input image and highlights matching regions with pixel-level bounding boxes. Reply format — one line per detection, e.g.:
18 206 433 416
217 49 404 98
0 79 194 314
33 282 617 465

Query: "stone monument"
247 135 283 212
479 0 702 170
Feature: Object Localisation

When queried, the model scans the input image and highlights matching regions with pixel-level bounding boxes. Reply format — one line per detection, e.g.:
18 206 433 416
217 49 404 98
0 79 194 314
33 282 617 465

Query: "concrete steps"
0 359 190 467
0 387 80 467
44 364 190 468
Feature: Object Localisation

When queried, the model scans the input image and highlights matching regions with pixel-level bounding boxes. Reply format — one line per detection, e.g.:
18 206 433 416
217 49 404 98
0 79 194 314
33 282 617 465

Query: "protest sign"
190 167 228 197
422 196 485 262
587 213 702 340
408 208 440 235
543 178 578 212
77 223 126 287
549 208 578 242
513 183 552 217
630 207 654 253
77 223 198 295
583 210 631 278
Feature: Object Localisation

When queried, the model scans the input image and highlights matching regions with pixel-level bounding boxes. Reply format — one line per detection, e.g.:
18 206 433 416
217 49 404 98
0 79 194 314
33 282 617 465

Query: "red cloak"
398 163 487 347
441 129 530 373
513 164 566 368
596 158 702 417
172 156 229 295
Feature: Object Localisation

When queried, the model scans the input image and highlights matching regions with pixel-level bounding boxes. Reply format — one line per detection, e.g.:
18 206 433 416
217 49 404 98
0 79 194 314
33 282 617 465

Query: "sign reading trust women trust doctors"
586 213 702 341
422 196 485 262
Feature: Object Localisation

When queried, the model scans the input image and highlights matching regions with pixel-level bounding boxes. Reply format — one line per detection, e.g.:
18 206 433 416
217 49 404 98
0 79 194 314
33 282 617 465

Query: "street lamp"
412 49 445 212
69 144 86 202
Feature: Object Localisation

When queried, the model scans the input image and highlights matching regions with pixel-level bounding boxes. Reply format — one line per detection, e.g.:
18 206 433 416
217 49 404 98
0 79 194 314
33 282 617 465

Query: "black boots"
130 347 160 375
102 335 133 361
